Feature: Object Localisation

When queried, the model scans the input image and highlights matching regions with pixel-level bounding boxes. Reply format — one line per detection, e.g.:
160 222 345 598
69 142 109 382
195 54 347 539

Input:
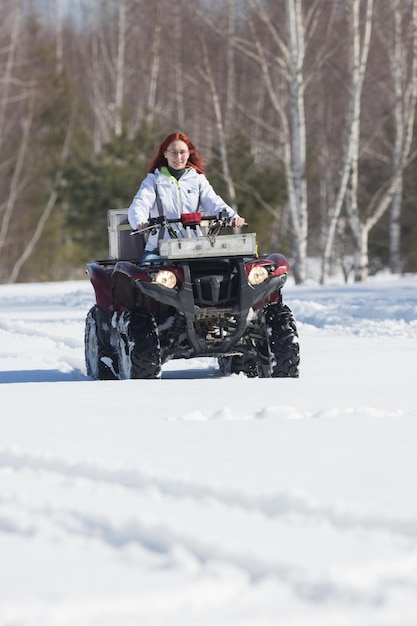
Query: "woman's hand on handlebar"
233 215 245 229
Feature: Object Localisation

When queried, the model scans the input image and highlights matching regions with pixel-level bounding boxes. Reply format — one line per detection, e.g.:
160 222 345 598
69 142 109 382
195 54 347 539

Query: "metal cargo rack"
159 233 257 260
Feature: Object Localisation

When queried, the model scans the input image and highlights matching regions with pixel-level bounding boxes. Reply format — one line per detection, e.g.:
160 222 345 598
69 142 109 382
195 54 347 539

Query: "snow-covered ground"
1 273 417 626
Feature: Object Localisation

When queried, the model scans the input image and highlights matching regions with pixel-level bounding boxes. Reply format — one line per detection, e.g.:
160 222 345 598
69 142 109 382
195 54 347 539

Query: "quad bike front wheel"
218 304 299 378
262 303 300 377
117 310 161 379
84 305 118 380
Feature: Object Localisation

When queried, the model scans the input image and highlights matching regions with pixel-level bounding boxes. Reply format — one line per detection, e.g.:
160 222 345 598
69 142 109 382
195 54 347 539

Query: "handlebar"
132 210 247 238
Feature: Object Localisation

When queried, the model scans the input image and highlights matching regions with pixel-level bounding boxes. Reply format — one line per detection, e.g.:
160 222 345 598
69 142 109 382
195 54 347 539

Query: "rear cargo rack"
108 209 145 260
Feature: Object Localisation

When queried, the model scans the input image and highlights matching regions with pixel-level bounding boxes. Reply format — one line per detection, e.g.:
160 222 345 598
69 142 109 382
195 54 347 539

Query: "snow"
1 273 417 625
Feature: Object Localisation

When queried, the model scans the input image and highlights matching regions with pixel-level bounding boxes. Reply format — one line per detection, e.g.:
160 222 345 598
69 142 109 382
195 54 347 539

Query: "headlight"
248 265 269 285
154 270 177 289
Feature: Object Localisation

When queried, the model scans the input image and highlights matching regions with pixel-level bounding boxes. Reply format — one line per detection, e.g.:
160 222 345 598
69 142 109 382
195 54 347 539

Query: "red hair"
147 132 206 174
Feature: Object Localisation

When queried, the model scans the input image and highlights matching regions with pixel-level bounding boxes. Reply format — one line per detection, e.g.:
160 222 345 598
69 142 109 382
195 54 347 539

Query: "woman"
128 132 245 261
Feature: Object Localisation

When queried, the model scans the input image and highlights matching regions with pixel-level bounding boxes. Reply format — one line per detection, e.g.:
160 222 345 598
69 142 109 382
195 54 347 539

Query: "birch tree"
88 1 113 152
173 1 185 130
146 0 162 127
285 0 308 284
344 0 417 282
385 0 417 273
320 0 417 282
114 0 126 136
8 104 76 283
238 0 308 283
197 15 238 212
0 99 34 264
320 0 374 283
81 0 131 150
0 1 22 152
55 0 64 75
0 0 29 277
350 0 417 280
224 0 236 137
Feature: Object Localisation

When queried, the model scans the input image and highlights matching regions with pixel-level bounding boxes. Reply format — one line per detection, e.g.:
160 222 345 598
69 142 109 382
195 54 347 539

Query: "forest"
0 0 416 284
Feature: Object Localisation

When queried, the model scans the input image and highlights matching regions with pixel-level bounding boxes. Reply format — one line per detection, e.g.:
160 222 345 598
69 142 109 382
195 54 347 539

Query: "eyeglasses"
166 149 189 156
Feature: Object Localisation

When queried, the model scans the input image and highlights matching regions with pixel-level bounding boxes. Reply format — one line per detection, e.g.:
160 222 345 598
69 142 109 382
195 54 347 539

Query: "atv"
84 209 299 379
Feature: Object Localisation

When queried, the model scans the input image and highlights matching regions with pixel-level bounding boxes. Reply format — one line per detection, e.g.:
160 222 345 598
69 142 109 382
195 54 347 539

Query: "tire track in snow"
0 497 36 538
2 449 417 609
0 318 83 350
0 489 413 609
2 448 417 543
0 286 89 362
0 318 86 379
54 509 390 606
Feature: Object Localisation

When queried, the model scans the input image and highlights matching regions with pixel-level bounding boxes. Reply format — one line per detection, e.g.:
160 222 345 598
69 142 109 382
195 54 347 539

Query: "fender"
244 255 289 310
114 261 153 283
86 263 114 312
266 253 290 276
245 253 289 279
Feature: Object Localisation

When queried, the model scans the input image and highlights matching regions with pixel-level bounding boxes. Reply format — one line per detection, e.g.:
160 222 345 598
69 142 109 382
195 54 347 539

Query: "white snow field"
0 273 417 626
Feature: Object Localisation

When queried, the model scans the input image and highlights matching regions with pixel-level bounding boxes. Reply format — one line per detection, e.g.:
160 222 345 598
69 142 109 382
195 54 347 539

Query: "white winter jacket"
128 167 238 252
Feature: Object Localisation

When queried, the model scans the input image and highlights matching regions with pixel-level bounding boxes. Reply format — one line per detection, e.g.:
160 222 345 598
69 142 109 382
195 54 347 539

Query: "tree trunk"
8 104 77 283
114 0 126 136
352 224 370 283
0 2 22 152
147 0 162 126
348 0 417 282
286 0 308 284
243 0 308 283
0 98 34 259
90 3 110 153
321 0 374 283
199 35 238 212
55 0 64 75
173 1 185 130
388 0 417 273
224 0 236 137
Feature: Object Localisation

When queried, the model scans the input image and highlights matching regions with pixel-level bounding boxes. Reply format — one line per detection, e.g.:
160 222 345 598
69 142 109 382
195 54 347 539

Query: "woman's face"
164 140 189 170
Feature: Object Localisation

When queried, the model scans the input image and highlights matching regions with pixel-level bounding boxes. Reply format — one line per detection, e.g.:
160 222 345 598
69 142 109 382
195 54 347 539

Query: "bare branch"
8 103 78 284
0 96 34 252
